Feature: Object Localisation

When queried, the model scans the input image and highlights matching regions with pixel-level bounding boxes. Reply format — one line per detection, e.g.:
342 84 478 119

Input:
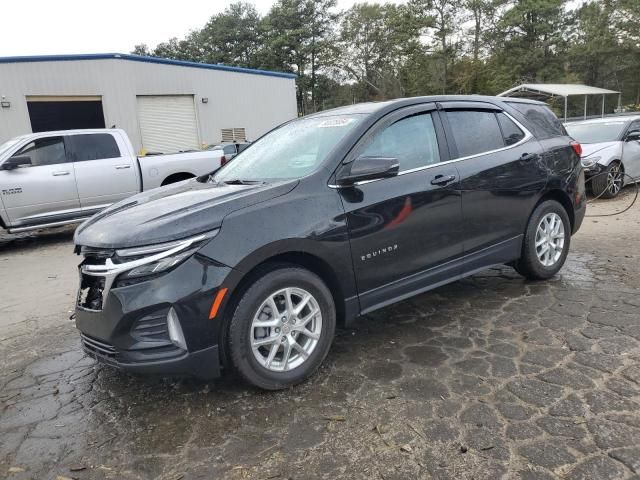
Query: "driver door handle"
52 171 70 176
520 153 538 162
431 174 456 186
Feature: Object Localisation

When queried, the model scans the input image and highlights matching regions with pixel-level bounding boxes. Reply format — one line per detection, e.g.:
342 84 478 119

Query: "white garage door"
137 95 200 153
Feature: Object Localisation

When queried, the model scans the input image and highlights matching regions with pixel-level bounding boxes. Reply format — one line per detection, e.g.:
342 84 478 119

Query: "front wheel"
227 266 336 390
591 161 624 199
515 200 571 280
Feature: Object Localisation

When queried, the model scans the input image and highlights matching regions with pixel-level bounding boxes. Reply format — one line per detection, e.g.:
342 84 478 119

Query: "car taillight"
571 141 582 157
220 155 227 166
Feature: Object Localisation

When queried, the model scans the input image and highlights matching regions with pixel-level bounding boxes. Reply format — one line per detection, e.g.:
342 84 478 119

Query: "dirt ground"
1 188 640 480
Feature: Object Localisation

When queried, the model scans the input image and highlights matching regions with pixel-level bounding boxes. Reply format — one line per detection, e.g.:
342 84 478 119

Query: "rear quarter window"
497 113 526 145
507 102 566 139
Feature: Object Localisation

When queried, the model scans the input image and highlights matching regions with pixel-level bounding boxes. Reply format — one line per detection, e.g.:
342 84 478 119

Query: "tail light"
220 155 227 166
571 141 582 157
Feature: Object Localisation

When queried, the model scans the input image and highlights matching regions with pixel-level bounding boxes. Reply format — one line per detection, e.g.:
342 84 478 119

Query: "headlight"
115 229 219 279
81 229 219 291
581 156 600 168
121 248 199 278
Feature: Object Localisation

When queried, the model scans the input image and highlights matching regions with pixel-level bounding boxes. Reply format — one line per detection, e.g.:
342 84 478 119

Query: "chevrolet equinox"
74 96 586 390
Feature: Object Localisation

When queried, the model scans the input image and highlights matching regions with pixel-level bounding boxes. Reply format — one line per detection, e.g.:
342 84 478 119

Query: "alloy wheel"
535 212 565 267
250 287 322 372
607 163 623 197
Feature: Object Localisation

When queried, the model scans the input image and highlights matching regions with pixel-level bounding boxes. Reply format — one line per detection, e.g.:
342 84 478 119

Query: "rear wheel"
591 161 623 199
161 173 195 186
515 200 570 280
227 266 335 390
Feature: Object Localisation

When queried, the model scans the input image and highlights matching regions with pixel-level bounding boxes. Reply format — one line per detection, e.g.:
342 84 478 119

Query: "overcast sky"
0 0 393 57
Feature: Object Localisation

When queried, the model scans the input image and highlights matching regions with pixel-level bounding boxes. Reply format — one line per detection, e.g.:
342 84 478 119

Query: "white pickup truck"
0 129 224 233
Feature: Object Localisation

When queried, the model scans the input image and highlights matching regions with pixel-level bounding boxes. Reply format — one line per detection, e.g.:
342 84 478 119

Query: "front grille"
80 246 115 260
77 274 106 311
81 334 117 364
77 247 112 311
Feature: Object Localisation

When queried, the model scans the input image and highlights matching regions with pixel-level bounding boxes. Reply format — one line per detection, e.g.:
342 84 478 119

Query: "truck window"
66 134 120 162
11 137 66 166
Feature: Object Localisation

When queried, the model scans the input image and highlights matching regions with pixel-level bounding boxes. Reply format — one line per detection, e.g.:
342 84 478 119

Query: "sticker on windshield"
318 118 355 128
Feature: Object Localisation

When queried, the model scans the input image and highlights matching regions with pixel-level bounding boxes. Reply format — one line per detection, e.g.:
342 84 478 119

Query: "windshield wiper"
222 179 265 185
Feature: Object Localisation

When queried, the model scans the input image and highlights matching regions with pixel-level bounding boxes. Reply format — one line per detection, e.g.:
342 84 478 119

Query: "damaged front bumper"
75 244 230 380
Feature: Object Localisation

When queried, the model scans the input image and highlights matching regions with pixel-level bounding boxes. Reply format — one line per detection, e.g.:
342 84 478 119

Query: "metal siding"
0 59 297 151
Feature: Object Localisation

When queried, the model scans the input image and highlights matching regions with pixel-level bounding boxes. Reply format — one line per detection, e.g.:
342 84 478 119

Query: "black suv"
74 96 586 390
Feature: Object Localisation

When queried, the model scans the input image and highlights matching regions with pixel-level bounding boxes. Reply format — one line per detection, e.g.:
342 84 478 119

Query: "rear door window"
66 134 120 162
507 102 566 139
359 113 441 171
497 113 526 145
446 110 504 158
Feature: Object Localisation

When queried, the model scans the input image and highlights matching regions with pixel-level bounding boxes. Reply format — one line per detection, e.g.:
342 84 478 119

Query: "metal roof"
0 53 297 80
498 83 619 98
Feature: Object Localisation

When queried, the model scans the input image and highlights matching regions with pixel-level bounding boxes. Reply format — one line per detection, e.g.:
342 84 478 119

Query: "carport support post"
584 95 588 120
602 95 605 118
564 96 568 122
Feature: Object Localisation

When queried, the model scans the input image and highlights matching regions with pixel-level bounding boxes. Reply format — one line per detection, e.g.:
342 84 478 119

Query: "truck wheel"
591 161 623 199
227 266 336 390
515 200 570 280
161 173 195 186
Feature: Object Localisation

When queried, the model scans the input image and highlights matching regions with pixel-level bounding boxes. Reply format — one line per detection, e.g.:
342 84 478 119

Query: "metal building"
0 53 297 153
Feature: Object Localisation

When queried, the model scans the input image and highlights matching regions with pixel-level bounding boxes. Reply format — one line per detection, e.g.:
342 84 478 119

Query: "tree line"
133 0 640 117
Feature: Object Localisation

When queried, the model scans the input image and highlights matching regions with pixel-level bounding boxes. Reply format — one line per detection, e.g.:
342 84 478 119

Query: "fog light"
167 307 187 350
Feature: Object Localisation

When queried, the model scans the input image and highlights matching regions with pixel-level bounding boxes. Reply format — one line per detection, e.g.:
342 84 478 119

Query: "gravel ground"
1 189 639 480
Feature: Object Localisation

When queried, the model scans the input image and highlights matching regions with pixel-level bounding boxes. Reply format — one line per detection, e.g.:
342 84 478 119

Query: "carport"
498 83 621 121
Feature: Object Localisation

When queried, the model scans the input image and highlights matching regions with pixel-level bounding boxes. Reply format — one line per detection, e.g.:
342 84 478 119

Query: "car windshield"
565 122 627 144
213 114 364 182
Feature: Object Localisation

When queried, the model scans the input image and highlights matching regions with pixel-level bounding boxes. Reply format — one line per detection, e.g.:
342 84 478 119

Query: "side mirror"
625 130 640 142
336 156 399 187
1 155 31 170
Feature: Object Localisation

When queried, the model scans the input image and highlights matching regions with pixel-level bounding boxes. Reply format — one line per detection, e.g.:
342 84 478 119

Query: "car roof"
27 128 123 137
566 115 640 126
306 95 546 118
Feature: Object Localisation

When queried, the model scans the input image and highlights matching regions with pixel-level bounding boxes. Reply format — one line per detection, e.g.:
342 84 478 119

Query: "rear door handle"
431 174 456 186
521 153 538 162
115 165 131 170
52 171 70 176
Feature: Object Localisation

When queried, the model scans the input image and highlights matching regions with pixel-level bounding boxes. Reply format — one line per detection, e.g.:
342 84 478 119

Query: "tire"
227 266 336 390
161 173 195 186
515 200 571 280
590 161 623 199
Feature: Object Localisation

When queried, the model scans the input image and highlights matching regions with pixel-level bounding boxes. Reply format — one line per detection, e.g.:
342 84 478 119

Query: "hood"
74 178 298 248
580 141 620 158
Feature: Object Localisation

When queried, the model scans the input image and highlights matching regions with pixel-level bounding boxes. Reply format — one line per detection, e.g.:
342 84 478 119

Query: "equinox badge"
361 244 398 262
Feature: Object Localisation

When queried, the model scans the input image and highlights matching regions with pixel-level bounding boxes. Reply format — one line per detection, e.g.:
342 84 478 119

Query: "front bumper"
582 162 605 177
75 254 231 380
80 332 220 378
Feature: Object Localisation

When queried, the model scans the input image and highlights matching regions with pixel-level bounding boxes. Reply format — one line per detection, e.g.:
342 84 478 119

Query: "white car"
0 129 222 233
565 116 640 198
